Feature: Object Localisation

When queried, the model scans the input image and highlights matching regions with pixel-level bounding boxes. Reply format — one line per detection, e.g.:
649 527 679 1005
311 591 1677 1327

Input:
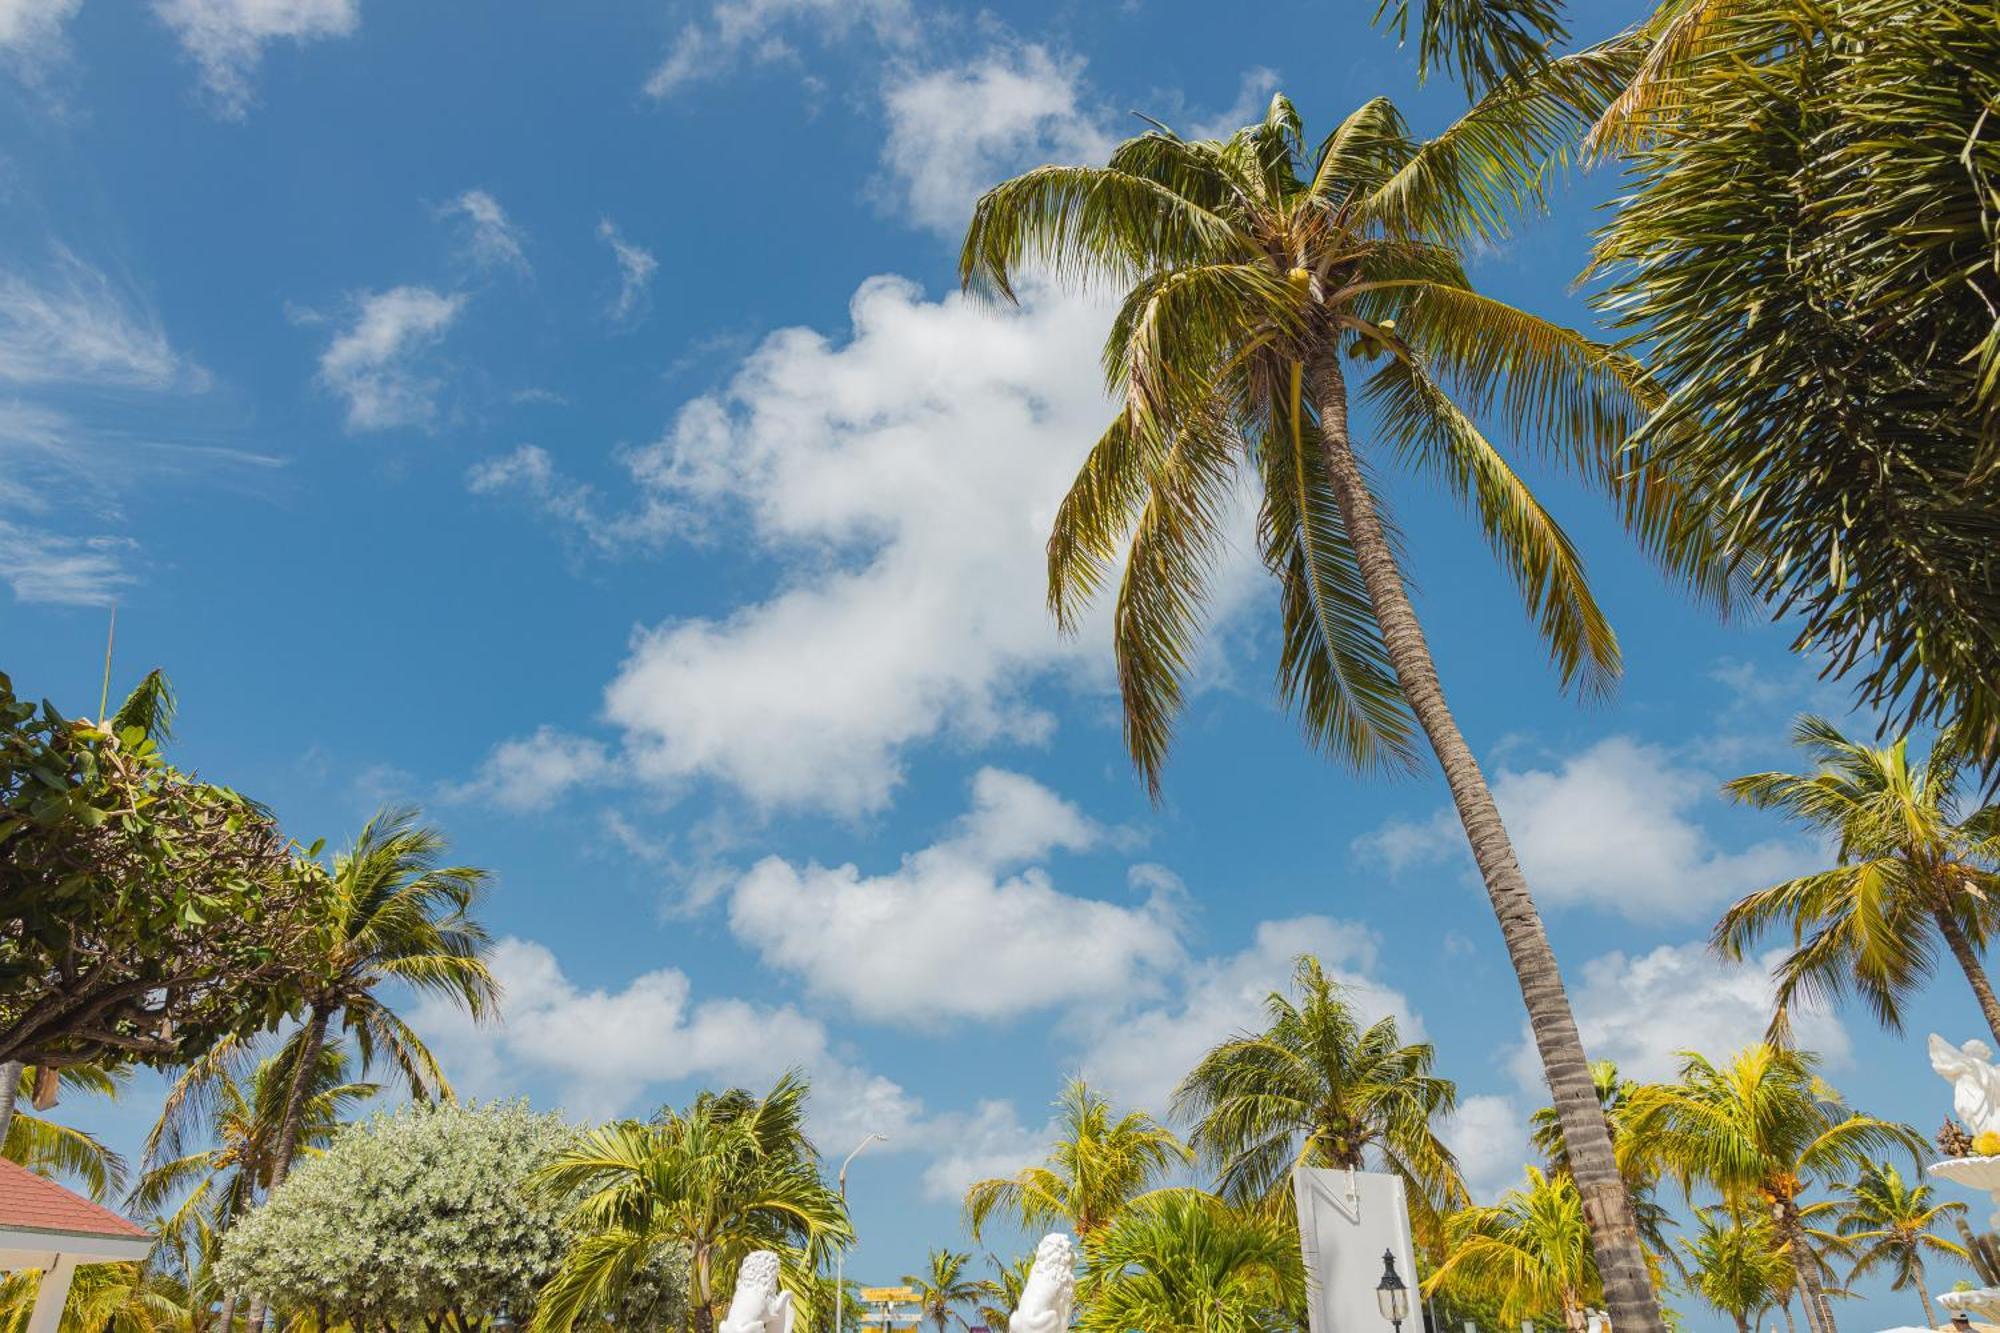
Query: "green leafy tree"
965 1080 1190 1240
0 670 322 1132
960 79 1722 1333
217 1101 681 1333
1714 718 2000 1044
0 1263 189 1333
1621 1046 1924 1333
1174 956 1463 1228
1425 1166 1601 1333
904 1250 979 1333
1679 1209 1792 1333
529 1072 851 1333
1079 1190 1302 1333
3 1062 128 1201
1835 1163 1966 1328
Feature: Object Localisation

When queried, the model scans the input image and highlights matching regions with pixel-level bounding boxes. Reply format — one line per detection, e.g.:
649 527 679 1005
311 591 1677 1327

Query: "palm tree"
1079 1190 1302 1333
1620 1046 1924 1333
3 1063 129 1201
1835 1163 1967 1328
1529 1062 1680 1280
1425 1166 1601 1333
0 1262 189 1333
530 1072 852 1333
905 1250 979 1333
961 77 1727 1333
1680 1209 1792 1333
1173 955 1463 1229
1714 718 2000 1045
972 1254 1032 1333
965 1080 1191 1240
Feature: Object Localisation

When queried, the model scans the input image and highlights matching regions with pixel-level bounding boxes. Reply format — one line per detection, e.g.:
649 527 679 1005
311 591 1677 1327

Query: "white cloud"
727 768 1184 1026
643 0 910 98
0 248 190 390
317 285 465 432
1439 1093 1530 1204
445 727 612 812
1353 735 1812 920
0 0 78 68
0 519 134 605
1184 65 1282 139
152 0 357 116
879 45 1114 235
1508 940 1852 1092
918 1099 1047 1201
598 218 657 324
1075 915 1421 1118
442 189 529 274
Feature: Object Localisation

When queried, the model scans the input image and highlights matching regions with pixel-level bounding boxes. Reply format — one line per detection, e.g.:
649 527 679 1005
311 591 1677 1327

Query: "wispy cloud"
0 518 135 606
597 219 657 325
0 247 194 390
643 0 911 98
0 0 81 76
151 0 359 118
316 285 466 432
441 189 530 275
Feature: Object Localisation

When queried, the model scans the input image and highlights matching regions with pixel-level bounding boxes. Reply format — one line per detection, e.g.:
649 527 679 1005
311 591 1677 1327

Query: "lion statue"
719 1251 794 1333
1009 1234 1075 1333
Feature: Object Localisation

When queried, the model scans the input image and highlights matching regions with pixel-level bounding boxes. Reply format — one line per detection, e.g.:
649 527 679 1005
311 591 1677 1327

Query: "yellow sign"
860 1288 919 1304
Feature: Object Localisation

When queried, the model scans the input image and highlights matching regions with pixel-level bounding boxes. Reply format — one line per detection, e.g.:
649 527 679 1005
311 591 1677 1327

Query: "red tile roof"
0 1158 150 1239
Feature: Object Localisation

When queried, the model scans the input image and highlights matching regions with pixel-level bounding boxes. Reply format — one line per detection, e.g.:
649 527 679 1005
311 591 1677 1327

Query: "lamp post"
490 1302 514 1333
1375 1251 1410 1333
835 1133 887 1333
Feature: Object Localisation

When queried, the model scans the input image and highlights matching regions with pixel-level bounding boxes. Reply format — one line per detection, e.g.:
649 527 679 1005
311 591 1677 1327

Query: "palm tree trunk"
1780 1211 1836 1333
1916 1281 1936 1330
1780 1293 1798 1333
1307 357 1663 1333
243 1004 332 1333
218 1292 240 1333
1931 899 2000 1047
0 1060 20 1152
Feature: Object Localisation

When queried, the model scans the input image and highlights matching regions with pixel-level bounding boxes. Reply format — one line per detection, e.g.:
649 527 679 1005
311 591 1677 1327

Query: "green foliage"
964 1080 1190 1240
1173 955 1464 1230
1425 1167 1601 1330
1078 1191 1303 1333
0 670 323 1071
1836 1163 1968 1316
903 1250 980 1333
2 1062 129 1200
0 1262 189 1333
1368 0 1568 96
215 1100 682 1331
1597 0 2000 760
1677 1209 1792 1333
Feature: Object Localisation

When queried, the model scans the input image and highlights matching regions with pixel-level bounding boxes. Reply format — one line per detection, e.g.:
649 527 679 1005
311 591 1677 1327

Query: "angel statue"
1009 1234 1076 1333
719 1252 795 1333
1931 1034 2000 1141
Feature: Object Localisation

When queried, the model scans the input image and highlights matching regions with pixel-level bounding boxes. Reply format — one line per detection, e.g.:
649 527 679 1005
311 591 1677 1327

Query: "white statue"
720 1251 794 1333
1931 1034 2000 1140
1009 1234 1075 1333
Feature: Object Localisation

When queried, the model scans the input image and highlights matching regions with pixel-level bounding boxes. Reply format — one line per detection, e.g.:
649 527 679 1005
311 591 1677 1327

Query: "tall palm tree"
1680 1209 1792 1333
1425 1166 1601 1333
1079 1190 1302 1333
960 78 1726 1333
530 1072 852 1333
1620 1046 1923 1333
1835 1163 1967 1328
904 1250 979 1333
971 1254 1032 1333
3 1063 129 1201
1714 718 2000 1044
1529 1061 1680 1279
965 1080 1191 1240
1173 955 1463 1228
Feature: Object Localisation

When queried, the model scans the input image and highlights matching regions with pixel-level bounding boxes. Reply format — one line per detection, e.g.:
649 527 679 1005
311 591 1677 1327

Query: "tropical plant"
1714 717 2000 1044
960 78 1717 1333
3 1062 129 1201
0 1262 189 1333
1078 1190 1302 1333
1174 955 1463 1227
965 1080 1190 1240
904 1250 979 1333
972 1254 1032 1333
1835 1163 1967 1328
1424 1166 1600 1333
1679 1209 1792 1333
1529 1061 1679 1278
1620 1046 1925 1333
529 1072 850 1333
216 1100 684 1333
0 669 322 1125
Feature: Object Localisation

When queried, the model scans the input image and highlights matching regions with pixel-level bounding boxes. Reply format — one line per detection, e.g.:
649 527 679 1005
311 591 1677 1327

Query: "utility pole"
835 1133 886 1333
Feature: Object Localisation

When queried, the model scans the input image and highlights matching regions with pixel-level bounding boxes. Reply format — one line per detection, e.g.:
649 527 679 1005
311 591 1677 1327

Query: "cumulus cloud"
0 248 191 390
1075 915 1420 1118
1354 736 1811 920
598 219 657 324
1508 940 1851 1092
317 285 465 432
727 768 1184 1025
879 45 1114 234
442 189 529 274
0 0 79 70
152 0 358 116
1439 1093 1530 1204
0 519 134 606
644 0 910 98
444 727 612 812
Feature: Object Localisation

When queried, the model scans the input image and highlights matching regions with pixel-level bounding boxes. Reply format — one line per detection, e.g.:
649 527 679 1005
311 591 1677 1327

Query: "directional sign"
860 1288 919 1304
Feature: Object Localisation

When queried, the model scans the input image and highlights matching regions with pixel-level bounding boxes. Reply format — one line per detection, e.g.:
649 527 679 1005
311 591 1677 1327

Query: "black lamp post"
491 1301 515 1333
1375 1250 1410 1333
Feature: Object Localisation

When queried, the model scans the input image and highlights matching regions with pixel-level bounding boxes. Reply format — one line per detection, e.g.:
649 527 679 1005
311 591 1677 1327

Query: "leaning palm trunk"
1776 1209 1835 1333
242 1005 332 1333
1306 358 1661 1331
0 1060 20 1151
1931 890 2000 1046
217 1293 240 1333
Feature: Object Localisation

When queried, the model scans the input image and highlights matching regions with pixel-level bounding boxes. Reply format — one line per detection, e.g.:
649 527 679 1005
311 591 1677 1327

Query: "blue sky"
0 0 1978 1325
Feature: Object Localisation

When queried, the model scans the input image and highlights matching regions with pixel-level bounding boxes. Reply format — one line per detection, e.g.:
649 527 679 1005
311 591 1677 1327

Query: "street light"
1375 1251 1410 1333
491 1302 514 1333
834 1133 887 1333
